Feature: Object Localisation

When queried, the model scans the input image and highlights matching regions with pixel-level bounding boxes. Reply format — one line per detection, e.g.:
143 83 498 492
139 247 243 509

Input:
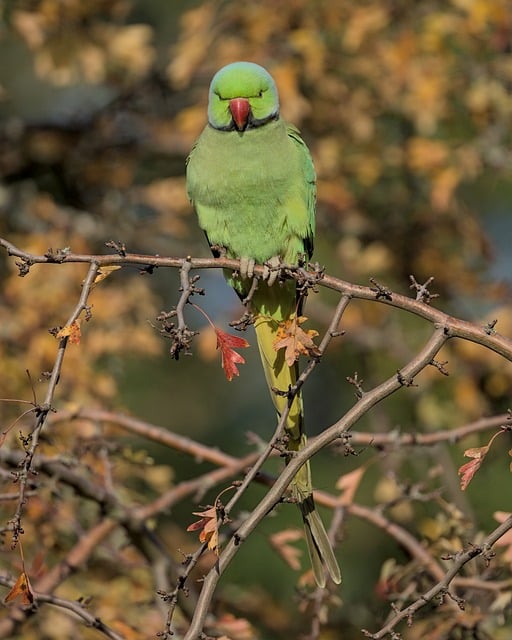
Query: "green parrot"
186 61 341 587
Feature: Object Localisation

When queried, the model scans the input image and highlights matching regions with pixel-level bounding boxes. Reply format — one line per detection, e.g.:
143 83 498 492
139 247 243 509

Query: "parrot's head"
207 61 279 132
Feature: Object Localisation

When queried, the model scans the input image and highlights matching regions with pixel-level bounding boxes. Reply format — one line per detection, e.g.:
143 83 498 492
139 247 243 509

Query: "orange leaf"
187 505 220 553
217 613 256 640
28 550 46 580
4 570 34 605
273 315 320 366
493 511 512 566
269 529 303 571
215 328 249 381
336 466 366 506
56 320 81 344
111 621 140 640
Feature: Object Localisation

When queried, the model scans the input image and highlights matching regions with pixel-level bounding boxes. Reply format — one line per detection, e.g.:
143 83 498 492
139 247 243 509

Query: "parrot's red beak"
229 98 251 130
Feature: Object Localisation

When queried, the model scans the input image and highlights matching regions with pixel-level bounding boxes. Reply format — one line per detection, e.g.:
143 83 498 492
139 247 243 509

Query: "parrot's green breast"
187 118 313 265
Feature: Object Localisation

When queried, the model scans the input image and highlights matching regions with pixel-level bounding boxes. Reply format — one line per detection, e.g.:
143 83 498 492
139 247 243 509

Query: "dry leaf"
269 529 303 571
4 570 34 605
56 319 81 344
111 620 140 640
187 505 220 554
93 265 121 286
215 328 249 381
493 511 512 566
216 613 256 640
458 430 504 490
458 446 488 491
273 315 320 366
336 466 366 506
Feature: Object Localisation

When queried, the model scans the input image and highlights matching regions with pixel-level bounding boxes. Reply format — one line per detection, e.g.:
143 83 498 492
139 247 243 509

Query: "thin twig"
8 261 100 548
2 238 512 639
0 574 125 640
362 514 512 638
183 328 451 638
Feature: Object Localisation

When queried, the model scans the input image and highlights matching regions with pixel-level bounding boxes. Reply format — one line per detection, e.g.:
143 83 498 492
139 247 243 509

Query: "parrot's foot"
210 243 227 258
239 256 256 279
262 255 281 286
239 255 282 286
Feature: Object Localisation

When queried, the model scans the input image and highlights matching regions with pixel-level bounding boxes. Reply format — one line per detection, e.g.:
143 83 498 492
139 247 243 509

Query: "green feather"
187 61 341 586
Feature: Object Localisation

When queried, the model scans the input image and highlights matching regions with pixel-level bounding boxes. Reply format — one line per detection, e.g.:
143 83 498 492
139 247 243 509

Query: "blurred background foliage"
1 1 512 638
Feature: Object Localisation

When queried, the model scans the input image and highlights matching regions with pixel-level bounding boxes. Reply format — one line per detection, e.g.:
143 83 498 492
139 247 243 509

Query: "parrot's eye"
258 90 263 97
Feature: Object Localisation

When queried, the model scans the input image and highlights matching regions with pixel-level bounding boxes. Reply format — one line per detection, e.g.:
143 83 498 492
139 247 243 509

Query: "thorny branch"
0 574 125 640
1 416 509 637
182 328 454 639
0 519 120 638
409 275 439 304
7 260 100 548
156 259 204 359
362 514 512 639
1 237 512 639
1 238 510 359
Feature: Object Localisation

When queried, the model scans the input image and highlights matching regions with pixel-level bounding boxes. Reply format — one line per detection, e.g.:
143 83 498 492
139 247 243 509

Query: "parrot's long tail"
253 312 341 587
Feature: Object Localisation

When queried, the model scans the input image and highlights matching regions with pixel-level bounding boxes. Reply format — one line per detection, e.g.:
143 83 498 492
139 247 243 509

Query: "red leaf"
458 430 505 491
215 328 249 381
458 444 490 490
458 458 482 491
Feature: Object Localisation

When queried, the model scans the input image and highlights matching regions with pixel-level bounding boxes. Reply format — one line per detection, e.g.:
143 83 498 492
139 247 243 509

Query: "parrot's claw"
239 256 255 279
263 256 281 286
239 255 281 284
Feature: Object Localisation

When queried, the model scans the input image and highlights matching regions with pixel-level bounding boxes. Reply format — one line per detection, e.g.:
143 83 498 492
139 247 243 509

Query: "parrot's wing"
286 124 316 259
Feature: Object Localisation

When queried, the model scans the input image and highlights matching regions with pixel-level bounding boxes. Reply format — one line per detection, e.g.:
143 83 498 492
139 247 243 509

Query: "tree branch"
1 239 511 360
362 514 512 638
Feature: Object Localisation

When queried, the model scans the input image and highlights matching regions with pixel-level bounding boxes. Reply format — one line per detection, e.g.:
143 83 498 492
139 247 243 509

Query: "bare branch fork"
1 236 512 639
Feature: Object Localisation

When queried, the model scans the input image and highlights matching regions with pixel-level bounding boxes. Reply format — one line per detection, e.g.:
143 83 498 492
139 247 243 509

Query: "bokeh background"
1 1 512 638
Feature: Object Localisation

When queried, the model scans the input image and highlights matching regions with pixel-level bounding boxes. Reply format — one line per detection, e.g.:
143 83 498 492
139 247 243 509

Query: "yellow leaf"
93 265 121 286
